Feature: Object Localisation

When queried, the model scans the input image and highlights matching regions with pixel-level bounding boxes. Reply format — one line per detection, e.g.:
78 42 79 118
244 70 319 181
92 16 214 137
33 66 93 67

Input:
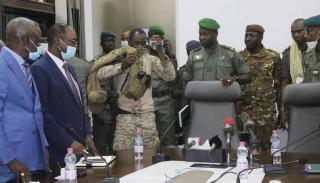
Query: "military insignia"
312 70 319 75
194 54 203 61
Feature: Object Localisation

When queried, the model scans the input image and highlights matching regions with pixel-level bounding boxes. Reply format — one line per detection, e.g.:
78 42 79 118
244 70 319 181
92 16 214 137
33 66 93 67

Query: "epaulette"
189 47 201 54
267 49 280 57
282 46 290 54
221 44 236 52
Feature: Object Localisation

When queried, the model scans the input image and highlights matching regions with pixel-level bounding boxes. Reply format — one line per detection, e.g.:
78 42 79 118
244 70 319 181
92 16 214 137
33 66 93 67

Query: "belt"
152 89 170 98
118 108 132 114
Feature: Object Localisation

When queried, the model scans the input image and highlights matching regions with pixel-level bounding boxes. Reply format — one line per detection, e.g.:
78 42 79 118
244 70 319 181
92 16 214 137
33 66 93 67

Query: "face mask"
120 40 129 47
40 43 48 55
58 39 77 61
26 39 42 61
307 31 320 50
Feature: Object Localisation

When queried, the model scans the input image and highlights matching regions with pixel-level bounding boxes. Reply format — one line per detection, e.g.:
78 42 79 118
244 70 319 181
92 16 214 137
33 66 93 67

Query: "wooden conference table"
34 147 320 183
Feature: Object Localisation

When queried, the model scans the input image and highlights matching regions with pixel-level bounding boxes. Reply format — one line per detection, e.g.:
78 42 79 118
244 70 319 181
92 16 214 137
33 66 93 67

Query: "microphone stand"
152 120 176 164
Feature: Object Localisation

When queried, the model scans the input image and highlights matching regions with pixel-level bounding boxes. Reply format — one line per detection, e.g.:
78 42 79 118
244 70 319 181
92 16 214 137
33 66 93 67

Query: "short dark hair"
129 28 146 40
47 24 69 46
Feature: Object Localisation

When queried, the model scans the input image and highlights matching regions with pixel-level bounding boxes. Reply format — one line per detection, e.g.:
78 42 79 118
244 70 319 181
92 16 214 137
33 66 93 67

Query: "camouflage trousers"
113 112 159 150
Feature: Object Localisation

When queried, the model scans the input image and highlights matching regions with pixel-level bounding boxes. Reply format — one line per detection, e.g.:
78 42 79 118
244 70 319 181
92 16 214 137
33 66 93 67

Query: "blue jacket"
0 47 47 182
31 53 91 166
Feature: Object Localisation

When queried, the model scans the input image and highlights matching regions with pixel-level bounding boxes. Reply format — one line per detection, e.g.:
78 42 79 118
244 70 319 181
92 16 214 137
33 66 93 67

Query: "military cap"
246 24 265 33
186 40 201 52
198 18 220 30
304 15 320 27
148 25 165 36
100 32 116 38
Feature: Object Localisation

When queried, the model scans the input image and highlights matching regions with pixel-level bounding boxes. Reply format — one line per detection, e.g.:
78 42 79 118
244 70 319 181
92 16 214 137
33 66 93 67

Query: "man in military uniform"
96 28 176 150
237 24 282 150
303 15 320 83
148 25 176 146
280 19 307 127
183 18 251 86
90 32 117 155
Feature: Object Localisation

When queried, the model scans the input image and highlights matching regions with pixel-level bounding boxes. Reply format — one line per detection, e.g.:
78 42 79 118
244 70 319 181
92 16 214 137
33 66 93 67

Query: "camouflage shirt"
183 43 250 81
303 47 320 83
237 47 282 126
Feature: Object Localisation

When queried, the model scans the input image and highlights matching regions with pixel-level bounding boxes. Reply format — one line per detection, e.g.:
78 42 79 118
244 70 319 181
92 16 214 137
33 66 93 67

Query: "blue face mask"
59 39 77 61
27 39 42 61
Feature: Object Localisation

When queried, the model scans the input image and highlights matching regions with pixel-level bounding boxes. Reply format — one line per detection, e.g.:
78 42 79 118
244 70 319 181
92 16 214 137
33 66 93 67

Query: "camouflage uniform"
237 47 281 150
90 54 117 155
303 47 320 83
96 53 176 150
183 43 250 82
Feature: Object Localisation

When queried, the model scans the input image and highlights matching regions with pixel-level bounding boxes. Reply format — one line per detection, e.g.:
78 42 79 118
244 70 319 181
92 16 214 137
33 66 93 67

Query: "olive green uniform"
183 43 250 82
237 47 282 150
303 47 320 83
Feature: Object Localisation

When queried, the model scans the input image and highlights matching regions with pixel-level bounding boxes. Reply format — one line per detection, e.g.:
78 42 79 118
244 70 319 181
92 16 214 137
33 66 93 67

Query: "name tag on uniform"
312 70 319 75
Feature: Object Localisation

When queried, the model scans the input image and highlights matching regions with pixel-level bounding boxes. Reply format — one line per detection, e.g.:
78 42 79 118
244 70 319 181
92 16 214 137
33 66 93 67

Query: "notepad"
305 164 320 173
75 156 116 167
166 170 213 183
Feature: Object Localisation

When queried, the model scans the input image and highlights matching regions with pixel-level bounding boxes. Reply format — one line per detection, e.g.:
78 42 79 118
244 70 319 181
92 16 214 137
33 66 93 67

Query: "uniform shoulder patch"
221 44 236 52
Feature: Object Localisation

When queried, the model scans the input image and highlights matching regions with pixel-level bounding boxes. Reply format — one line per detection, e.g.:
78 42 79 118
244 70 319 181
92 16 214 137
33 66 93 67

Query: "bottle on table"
134 127 144 160
270 130 282 164
237 141 249 181
64 147 77 183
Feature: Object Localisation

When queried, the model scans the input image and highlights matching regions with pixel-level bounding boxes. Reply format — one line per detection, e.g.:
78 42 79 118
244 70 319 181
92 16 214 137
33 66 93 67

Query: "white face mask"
307 31 320 50
40 43 48 55
120 40 129 47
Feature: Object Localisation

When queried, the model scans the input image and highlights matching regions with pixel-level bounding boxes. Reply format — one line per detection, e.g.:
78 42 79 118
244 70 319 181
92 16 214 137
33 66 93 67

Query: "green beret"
101 32 116 39
246 24 265 33
304 15 320 27
148 25 165 36
198 18 220 30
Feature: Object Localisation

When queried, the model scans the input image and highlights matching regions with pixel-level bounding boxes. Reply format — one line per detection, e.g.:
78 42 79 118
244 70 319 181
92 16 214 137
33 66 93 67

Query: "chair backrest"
284 83 320 153
184 81 241 149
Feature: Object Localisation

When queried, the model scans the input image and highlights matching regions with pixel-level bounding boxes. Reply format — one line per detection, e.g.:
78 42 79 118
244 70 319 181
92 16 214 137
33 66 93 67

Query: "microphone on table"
64 123 119 183
271 125 320 163
235 158 308 183
223 118 234 149
223 118 234 166
152 119 177 164
209 135 222 154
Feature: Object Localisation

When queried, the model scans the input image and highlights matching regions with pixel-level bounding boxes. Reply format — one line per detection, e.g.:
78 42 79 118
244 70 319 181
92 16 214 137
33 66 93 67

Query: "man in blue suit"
0 17 47 182
31 24 94 175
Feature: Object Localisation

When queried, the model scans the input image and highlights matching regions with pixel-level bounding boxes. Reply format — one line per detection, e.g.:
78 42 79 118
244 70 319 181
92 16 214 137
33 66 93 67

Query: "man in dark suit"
31 24 95 175
0 17 47 182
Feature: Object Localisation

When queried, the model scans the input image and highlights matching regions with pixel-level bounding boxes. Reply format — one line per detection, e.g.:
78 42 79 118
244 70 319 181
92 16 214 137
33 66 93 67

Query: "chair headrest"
284 83 320 106
185 81 241 102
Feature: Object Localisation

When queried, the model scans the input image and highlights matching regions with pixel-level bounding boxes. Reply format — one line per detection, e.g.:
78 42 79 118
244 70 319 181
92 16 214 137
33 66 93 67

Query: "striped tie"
23 62 33 88
63 63 82 106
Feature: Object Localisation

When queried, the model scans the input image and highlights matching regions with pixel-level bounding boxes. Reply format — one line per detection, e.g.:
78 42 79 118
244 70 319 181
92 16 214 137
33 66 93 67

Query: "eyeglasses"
61 38 78 47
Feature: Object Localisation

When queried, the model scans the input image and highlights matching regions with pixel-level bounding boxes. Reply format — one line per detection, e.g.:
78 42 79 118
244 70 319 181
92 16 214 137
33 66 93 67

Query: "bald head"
5 17 41 59
291 19 305 32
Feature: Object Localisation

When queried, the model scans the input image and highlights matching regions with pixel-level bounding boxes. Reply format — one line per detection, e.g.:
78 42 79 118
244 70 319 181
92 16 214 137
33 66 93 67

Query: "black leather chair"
184 81 241 149
283 83 320 153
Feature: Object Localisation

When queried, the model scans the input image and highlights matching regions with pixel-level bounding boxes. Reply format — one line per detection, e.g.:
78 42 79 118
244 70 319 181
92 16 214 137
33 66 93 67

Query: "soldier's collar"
205 42 219 53
243 46 268 58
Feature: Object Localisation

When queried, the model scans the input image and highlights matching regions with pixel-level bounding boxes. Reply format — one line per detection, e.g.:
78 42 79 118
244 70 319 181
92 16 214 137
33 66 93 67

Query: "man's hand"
70 140 85 155
85 135 98 155
122 52 137 70
8 159 31 183
221 76 235 87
